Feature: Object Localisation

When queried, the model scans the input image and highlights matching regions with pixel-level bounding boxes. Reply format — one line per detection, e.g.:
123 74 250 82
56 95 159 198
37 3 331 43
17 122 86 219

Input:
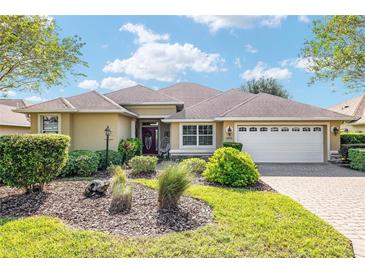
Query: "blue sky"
10 15 363 108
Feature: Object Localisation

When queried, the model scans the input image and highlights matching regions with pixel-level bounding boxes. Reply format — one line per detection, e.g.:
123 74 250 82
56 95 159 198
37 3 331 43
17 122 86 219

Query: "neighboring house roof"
0 99 28 108
328 93 365 125
164 89 353 122
158 82 221 107
15 91 137 117
0 104 30 127
105 85 183 105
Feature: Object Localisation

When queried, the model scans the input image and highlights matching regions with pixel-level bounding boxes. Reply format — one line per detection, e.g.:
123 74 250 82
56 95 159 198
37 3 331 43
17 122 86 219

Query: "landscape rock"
84 179 110 198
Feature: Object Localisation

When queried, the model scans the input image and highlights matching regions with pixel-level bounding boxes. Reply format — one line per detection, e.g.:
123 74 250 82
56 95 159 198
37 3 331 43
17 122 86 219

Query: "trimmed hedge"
203 147 260 187
223 142 243 151
0 134 70 191
62 150 100 177
339 144 365 160
348 148 365 171
96 150 122 169
129 155 158 175
341 133 365 144
180 158 206 175
118 138 142 163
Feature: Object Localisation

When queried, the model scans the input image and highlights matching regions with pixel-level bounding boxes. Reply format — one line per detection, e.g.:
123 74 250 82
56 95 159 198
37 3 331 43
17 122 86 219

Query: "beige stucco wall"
29 112 132 151
170 122 179 150
125 105 177 117
341 123 365 133
0 125 30 136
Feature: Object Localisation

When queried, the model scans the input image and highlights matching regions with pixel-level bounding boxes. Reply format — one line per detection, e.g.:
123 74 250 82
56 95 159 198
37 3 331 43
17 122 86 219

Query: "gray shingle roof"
105 85 183 105
0 99 28 108
15 91 137 116
158 82 221 107
0 104 30 127
328 93 365 124
165 89 353 121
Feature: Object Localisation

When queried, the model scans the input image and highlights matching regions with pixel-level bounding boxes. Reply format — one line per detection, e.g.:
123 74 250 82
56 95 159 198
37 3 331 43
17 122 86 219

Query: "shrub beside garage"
341 132 365 144
348 148 365 171
0 134 70 192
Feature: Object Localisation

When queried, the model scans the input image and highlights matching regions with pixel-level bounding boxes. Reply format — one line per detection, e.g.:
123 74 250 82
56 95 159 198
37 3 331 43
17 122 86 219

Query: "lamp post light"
104 126 112 169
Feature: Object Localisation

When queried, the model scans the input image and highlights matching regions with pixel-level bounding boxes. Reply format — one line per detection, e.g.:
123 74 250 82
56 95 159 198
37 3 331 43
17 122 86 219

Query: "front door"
142 126 158 154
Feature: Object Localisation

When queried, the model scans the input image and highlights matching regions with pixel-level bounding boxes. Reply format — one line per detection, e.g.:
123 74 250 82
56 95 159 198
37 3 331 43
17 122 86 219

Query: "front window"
182 125 213 146
40 115 59 133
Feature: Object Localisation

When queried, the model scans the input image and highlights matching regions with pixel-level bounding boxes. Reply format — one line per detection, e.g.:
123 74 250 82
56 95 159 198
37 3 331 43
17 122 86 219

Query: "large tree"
301 16 365 92
241 77 290 98
0 16 87 96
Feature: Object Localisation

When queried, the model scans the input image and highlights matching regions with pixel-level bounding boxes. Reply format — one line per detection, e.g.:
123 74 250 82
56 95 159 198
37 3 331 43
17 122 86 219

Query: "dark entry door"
142 126 158 154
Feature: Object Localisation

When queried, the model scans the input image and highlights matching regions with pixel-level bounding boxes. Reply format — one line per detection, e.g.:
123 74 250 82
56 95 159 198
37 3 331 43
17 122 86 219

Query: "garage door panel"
236 126 324 163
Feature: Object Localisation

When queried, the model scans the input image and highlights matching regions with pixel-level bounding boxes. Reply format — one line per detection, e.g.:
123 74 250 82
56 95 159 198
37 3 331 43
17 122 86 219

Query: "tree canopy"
0 16 87 96
301 16 365 92
241 77 290 98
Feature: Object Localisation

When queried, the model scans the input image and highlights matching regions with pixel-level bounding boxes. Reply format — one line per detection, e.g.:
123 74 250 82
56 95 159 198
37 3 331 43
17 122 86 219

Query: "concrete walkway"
259 163 365 258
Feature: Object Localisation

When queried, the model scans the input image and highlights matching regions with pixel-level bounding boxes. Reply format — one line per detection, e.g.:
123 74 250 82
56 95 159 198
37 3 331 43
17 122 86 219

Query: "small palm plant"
109 166 132 214
158 164 192 210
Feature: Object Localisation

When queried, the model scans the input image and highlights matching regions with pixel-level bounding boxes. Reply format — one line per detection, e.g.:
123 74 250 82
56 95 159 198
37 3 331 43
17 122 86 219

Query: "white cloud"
3 90 16 97
298 15 310 24
100 77 137 90
234 57 242 69
25 96 45 103
188 16 287 32
103 42 224 82
280 57 314 72
244 44 258 54
241 61 292 81
78 79 100 90
120 23 169 44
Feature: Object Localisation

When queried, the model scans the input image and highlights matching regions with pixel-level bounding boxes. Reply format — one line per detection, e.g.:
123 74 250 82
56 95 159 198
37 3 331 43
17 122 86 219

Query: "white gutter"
162 118 215 123
214 116 354 121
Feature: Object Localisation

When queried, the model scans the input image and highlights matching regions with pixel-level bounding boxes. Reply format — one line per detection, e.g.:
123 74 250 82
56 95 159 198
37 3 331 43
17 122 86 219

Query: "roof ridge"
18 97 61 110
219 93 260 117
158 82 221 93
181 90 227 110
60 97 76 109
353 93 365 120
104 85 141 96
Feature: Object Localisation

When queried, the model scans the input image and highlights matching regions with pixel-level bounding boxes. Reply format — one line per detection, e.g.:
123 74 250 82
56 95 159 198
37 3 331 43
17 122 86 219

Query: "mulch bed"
0 180 213 237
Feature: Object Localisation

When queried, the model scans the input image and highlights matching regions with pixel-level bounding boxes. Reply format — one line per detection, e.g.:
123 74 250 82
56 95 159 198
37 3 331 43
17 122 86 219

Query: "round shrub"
62 150 100 177
118 138 142 163
203 147 260 187
180 158 206 175
96 150 122 169
129 155 158 175
223 142 243 151
0 134 70 192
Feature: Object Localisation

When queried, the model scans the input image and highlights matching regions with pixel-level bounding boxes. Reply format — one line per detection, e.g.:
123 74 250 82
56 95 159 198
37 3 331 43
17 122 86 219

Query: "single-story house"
328 93 365 133
0 99 30 136
15 82 352 163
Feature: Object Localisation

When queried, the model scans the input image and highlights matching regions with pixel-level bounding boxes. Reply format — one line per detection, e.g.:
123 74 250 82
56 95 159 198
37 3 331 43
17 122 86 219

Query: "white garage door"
236 126 324 163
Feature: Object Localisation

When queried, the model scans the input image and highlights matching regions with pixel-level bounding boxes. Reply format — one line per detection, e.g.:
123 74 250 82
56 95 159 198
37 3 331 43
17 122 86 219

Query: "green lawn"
0 179 353 258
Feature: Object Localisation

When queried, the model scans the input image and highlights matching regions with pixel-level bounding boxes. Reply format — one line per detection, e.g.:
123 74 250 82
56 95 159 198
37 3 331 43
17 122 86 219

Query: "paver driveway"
259 163 365 258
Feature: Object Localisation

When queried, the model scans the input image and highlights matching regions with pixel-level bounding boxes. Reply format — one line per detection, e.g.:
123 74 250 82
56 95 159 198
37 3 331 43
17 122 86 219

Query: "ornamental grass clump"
109 166 132 214
158 164 192 210
180 158 207 175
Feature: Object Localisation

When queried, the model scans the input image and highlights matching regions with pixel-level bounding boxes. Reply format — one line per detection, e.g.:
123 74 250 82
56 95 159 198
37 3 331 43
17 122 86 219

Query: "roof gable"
158 82 221 107
220 92 352 120
105 85 182 105
328 94 365 119
0 99 28 108
0 104 30 127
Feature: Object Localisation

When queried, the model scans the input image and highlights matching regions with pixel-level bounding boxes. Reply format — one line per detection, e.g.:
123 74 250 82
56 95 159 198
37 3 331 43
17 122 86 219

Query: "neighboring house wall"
125 105 177 118
0 125 30 136
342 123 365 133
30 112 132 151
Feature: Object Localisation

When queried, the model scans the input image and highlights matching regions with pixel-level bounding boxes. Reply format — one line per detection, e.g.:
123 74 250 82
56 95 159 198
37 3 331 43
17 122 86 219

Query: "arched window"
303 127 311 132
313 127 322 132
281 127 289 132
292 127 300 132
271 127 279 132
260 127 268 132
238 127 246 132
249 127 257 132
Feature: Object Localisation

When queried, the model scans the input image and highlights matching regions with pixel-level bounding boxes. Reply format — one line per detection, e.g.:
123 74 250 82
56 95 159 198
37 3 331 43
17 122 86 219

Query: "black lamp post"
104 126 112 169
